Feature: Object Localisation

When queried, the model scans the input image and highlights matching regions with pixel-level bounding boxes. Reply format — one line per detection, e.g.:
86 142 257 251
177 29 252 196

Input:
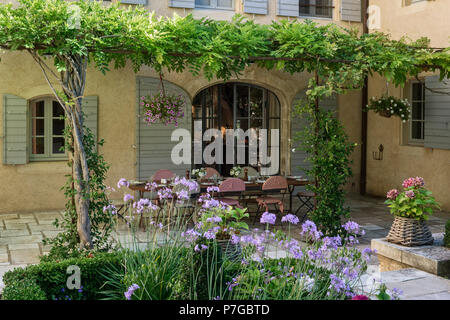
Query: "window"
30 97 67 160
410 82 425 142
192 83 281 176
299 0 333 18
195 0 233 10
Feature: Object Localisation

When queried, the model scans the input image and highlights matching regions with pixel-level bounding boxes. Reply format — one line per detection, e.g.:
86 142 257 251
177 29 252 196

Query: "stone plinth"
371 233 450 277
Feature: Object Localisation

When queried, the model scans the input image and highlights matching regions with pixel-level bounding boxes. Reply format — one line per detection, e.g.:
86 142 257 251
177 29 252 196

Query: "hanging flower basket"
366 96 411 123
141 91 185 127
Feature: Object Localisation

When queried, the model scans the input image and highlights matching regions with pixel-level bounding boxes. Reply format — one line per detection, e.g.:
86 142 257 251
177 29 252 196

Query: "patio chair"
254 176 288 224
152 169 176 181
216 178 246 208
204 167 221 179
294 191 315 223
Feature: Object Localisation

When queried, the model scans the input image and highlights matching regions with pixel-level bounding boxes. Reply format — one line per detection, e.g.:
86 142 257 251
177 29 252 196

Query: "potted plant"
191 167 207 181
365 95 411 122
229 166 243 178
385 177 440 246
140 91 185 127
199 206 249 260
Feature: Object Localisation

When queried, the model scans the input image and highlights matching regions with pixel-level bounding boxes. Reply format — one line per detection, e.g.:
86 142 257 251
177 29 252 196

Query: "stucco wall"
366 0 450 210
0 0 364 213
0 50 362 213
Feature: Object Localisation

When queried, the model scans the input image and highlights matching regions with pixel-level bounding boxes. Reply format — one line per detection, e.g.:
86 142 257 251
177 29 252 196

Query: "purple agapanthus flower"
123 194 134 203
124 284 140 300
260 212 276 225
117 178 129 189
301 220 323 240
281 214 300 225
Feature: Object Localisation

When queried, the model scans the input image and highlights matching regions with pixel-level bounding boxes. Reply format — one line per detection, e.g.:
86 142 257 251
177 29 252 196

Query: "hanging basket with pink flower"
385 177 440 246
140 74 185 127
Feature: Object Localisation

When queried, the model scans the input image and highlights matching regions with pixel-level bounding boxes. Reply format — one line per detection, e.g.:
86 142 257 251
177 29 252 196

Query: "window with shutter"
195 0 234 9
28 97 67 161
120 0 147 4
3 94 28 165
341 0 361 22
423 76 450 150
300 0 333 18
169 0 196 8
244 0 269 15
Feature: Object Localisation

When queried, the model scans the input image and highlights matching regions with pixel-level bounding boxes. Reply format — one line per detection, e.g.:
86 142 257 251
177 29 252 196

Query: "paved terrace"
1 193 449 299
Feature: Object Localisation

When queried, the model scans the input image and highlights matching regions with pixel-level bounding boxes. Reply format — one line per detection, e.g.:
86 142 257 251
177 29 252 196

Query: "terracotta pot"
386 216 434 247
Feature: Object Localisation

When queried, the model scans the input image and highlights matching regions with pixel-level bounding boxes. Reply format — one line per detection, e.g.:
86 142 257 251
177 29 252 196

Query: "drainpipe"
360 0 369 195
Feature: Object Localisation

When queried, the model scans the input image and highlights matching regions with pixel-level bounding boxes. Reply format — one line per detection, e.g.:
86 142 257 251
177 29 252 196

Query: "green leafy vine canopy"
0 0 449 97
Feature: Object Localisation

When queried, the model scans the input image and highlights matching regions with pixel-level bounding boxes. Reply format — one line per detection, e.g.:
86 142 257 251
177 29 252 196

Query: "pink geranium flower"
386 189 399 200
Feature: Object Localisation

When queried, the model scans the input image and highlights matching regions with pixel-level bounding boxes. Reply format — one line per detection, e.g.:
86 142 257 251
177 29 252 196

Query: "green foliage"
2 252 124 300
444 220 450 248
173 239 226 300
1 277 46 300
101 247 189 300
293 103 356 236
0 0 448 84
43 123 115 259
199 206 249 240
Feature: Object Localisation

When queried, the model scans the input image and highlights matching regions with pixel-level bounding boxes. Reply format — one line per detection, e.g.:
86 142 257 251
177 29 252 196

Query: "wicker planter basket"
378 109 392 118
386 216 434 247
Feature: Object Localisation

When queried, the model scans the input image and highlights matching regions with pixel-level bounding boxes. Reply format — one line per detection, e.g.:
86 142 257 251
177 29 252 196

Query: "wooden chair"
152 169 176 181
204 167 221 179
215 178 246 208
254 176 288 223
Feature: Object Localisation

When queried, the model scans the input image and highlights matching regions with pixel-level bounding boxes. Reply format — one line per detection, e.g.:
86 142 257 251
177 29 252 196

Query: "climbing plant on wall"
0 0 449 247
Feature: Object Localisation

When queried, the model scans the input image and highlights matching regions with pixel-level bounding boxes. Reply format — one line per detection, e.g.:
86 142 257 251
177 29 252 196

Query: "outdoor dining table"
127 177 311 213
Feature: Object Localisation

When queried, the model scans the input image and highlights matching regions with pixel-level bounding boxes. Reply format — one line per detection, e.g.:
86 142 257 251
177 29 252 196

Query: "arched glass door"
192 83 281 176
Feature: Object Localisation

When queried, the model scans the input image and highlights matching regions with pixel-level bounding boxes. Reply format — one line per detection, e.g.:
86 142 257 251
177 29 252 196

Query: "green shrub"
1 276 46 300
2 251 124 300
444 220 450 248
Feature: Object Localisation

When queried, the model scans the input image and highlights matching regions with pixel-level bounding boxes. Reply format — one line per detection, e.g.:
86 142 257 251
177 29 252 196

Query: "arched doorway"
192 83 281 176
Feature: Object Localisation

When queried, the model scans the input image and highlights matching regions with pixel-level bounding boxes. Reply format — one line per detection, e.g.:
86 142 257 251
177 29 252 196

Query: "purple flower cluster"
194 244 208 252
281 214 299 225
157 187 173 201
103 204 117 215
260 212 276 225
342 221 365 236
117 178 129 189
301 220 323 240
123 193 134 203
133 198 158 214
124 284 140 300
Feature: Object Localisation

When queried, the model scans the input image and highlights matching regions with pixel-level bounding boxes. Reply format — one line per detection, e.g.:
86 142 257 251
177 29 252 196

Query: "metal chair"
215 178 246 208
254 176 288 224
294 190 315 223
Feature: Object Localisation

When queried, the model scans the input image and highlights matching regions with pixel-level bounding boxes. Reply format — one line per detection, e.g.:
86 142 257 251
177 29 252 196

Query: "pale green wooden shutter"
290 89 337 178
424 76 450 150
169 0 195 8
120 0 147 4
278 0 299 17
341 0 362 22
244 0 269 14
137 77 192 180
3 94 28 165
82 96 98 150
